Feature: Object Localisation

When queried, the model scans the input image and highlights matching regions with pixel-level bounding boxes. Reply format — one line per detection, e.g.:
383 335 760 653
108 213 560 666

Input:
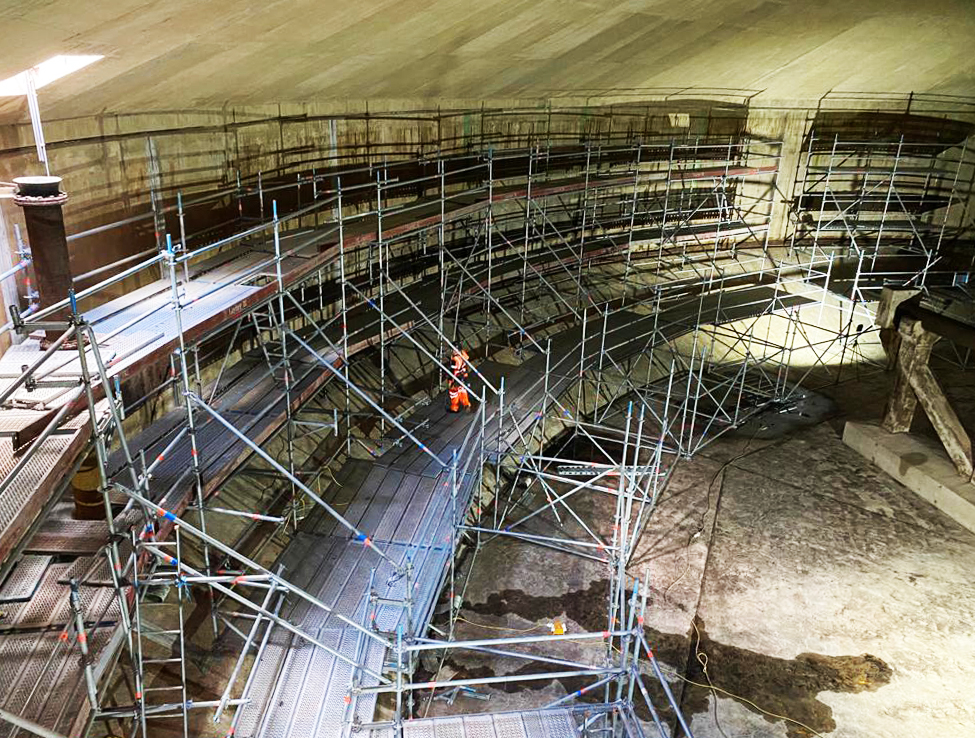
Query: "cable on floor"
454 615 547 634
668 666 826 738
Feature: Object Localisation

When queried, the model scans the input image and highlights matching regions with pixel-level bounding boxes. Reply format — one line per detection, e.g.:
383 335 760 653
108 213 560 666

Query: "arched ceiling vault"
1 0 974 122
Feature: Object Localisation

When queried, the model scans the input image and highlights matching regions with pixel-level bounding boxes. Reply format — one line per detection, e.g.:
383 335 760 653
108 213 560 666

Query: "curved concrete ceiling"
1 0 974 120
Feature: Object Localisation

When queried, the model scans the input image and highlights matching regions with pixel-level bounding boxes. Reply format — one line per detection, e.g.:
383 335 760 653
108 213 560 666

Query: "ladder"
131 524 190 738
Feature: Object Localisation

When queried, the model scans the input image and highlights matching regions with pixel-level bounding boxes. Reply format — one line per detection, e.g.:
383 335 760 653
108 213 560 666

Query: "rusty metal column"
13 176 71 343
72 449 105 520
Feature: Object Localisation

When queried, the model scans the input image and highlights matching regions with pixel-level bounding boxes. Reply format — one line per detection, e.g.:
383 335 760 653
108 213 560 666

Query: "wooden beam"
881 316 974 479
909 362 974 478
881 318 936 434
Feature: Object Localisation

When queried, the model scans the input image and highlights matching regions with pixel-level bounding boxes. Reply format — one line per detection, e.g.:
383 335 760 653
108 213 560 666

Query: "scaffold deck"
365 708 582 738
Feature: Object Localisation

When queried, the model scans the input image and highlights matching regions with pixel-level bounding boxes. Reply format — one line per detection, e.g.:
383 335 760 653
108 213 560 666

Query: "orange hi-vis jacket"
450 349 469 378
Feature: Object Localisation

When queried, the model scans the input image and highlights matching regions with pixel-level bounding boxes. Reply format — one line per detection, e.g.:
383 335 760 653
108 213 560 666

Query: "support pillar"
13 176 71 344
72 449 105 521
882 316 974 479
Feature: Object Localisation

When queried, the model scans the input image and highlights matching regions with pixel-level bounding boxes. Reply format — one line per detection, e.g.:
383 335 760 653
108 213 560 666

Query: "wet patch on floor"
465 579 612 632
680 618 892 738
460 585 892 736
730 390 836 442
458 580 688 723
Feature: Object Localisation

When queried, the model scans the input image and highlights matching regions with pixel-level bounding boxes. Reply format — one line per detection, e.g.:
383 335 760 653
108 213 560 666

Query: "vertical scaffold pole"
576 308 588 427
658 140 675 275
166 234 215 633
175 526 189 738
539 339 552 449
337 177 352 455
438 158 447 392
448 446 460 648
394 624 405 737
130 531 148 738
272 201 298 527
494 377 505 531
478 385 487 525
622 141 643 304
485 153 494 331
605 401 633 705
177 191 189 284
577 144 592 310
235 169 243 224
617 579 640 703
519 146 534 333
375 170 387 443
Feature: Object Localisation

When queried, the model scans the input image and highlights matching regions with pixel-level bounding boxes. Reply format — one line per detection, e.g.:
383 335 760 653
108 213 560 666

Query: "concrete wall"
1 93 971 345
0 98 740 321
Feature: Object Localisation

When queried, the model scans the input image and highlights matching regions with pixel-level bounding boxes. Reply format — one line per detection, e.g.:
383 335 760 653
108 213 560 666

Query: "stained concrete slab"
692 424 975 737
843 421 975 535
677 362 975 737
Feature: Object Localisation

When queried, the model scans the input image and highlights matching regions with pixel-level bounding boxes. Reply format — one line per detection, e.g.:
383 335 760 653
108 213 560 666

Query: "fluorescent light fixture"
0 55 104 97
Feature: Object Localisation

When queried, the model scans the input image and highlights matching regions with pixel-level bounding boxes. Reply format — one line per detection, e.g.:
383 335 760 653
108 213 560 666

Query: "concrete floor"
430 358 975 737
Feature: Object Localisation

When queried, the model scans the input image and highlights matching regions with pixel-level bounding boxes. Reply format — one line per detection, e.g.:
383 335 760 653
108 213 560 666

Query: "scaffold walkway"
366 708 583 738
230 275 827 736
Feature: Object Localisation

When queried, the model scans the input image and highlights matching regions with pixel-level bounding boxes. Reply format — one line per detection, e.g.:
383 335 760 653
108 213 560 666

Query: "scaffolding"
0 99 971 738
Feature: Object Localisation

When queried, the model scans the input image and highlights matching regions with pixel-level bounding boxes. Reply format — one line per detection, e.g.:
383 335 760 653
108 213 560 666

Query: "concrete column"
746 108 810 245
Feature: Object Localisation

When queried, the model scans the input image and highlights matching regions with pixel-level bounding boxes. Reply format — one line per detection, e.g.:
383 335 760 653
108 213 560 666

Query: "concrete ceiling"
1 0 974 120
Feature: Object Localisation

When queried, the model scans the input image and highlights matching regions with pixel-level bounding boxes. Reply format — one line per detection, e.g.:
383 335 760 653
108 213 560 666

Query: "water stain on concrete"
899 451 928 476
462 584 892 737
466 579 614 633
682 618 892 737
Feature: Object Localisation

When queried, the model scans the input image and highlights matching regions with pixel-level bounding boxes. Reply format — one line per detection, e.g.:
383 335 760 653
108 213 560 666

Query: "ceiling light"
0 55 104 97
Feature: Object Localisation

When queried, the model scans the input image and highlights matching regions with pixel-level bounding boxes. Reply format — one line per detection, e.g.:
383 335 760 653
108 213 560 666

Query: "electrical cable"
692 616 730 738
593 634 826 737
454 615 547 634
667 665 826 738
658 419 805 737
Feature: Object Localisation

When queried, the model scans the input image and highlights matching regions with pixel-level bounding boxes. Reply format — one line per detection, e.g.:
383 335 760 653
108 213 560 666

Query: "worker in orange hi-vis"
447 381 460 413
447 347 473 412
447 349 471 413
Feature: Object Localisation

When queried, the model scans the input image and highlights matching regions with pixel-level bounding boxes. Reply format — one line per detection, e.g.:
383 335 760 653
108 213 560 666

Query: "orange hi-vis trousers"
448 383 471 412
